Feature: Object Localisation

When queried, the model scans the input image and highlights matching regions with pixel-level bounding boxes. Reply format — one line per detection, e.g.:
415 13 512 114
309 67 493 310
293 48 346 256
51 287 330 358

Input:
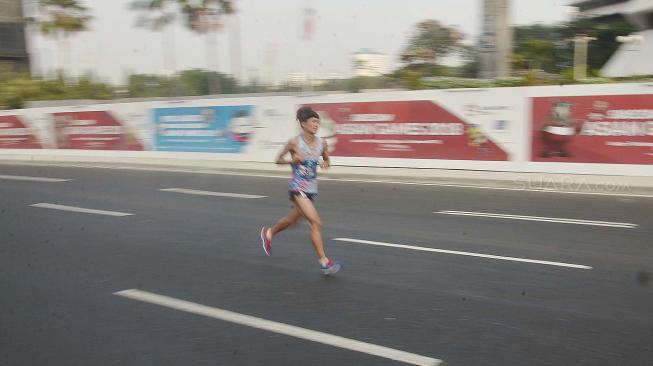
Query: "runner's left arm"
320 138 331 169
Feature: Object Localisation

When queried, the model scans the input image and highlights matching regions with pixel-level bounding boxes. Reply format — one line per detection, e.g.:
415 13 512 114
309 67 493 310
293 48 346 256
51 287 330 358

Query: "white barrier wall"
1 83 652 176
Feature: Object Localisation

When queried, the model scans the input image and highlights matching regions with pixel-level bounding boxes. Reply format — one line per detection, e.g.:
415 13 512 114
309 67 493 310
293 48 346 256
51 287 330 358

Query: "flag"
303 7 315 40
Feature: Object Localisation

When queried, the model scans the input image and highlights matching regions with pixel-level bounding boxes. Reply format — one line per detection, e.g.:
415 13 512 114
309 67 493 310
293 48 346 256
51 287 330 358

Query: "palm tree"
184 1 235 94
130 0 234 82
130 1 179 76
31 0 93 77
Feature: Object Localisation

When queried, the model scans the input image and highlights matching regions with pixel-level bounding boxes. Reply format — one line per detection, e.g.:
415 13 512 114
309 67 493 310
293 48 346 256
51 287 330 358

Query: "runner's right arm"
275 139 303 164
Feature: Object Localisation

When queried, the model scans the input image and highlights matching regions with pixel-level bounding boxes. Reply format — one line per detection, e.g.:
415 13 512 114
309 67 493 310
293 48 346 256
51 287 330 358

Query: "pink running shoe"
260 226 272 256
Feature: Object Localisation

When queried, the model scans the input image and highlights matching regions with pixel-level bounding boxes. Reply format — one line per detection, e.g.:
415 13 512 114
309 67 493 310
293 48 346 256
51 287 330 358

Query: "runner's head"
297 106 320 135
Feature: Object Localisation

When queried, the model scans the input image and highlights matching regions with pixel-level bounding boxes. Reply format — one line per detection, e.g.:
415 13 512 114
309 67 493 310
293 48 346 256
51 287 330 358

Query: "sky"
24 0 575 85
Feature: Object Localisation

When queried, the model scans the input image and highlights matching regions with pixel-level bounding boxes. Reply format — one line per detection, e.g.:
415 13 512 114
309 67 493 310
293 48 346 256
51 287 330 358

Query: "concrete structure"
479 0 512 79
287 72 307 87
573 0 653 76
0 0 30 73
351 49 387 77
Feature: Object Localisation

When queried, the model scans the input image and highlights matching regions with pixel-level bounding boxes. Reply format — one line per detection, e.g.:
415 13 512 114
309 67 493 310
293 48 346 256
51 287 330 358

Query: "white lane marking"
30 203 132 217
0 174 70 182
324 178 653 199
436 210 638 229
8 162 653 198
333 238 592 270
159 188 267 199
114 289 442 366
350 140 443 144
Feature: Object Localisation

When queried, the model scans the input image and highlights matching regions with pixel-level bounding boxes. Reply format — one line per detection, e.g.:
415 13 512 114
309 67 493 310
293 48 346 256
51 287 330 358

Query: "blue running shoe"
320 260 342 275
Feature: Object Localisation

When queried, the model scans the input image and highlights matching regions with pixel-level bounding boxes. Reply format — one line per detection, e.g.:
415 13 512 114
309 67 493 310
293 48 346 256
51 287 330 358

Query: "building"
0 0 30 73
286 72 346 88
351 49 387 77
573 0 653 76
287 73 308 87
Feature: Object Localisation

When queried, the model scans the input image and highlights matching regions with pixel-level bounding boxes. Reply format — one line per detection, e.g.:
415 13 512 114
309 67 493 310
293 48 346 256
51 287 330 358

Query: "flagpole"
303 3 314 92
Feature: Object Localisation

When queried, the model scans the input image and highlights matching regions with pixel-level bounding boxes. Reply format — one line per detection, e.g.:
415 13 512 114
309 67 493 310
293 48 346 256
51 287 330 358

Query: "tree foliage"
400 20 463 65
0 74 113 109
130 0 234 31
32 0 93 36
512 16 636 74
127 70 238 97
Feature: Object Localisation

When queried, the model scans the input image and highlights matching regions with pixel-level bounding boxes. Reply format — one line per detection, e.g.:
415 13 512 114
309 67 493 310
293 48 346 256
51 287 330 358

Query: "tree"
130 1 234 31
126 69 238 98
130 0 235 93
178 69 237 95
512 16 636 75
521 39 556 71
458 45 480 78
30 0 93 76
400 20 463 65
0 75 113 110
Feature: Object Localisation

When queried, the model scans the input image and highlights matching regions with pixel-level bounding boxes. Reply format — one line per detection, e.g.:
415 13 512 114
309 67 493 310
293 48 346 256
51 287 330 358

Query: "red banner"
304 101 508 160
53 111 143 150
532 95 653 164
0 115 42 149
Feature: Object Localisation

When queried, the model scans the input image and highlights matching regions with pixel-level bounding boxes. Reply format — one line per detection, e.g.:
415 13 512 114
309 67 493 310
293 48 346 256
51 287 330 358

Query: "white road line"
15 162 653 199
333 238 592 270
114 289 442 366
321 178 653 199
350 139 443 144
159 188 267 199
30 203 132 217
436 210 638 229
0 174 70 182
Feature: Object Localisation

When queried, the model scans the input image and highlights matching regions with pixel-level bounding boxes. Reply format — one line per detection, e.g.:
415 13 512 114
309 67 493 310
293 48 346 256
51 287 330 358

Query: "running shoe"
260 226 272 256
320 259 342 275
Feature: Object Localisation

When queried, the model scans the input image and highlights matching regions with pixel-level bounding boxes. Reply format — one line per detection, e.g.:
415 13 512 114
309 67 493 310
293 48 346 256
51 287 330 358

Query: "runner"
260 106 341 275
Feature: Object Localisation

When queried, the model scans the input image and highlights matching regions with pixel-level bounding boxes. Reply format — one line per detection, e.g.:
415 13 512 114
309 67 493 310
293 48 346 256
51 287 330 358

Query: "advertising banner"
532 94 653 164
304 100 508 160
0 115 42 148
154 105 255 153
52 111 144 150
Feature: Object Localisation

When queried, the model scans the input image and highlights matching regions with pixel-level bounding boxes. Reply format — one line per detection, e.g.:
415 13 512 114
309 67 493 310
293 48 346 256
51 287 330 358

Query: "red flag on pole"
303 7 314 40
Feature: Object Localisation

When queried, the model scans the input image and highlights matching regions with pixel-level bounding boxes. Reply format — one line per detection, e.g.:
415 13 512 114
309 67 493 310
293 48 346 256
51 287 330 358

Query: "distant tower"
0 0 30 73
263 44 277 86
479 0 511 78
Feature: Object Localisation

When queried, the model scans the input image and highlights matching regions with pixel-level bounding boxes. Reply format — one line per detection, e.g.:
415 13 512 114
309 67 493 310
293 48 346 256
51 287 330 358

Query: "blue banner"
154 105 255 153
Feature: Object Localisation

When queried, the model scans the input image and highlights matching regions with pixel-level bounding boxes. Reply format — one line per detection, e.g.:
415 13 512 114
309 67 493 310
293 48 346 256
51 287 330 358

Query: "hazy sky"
25 0 575 85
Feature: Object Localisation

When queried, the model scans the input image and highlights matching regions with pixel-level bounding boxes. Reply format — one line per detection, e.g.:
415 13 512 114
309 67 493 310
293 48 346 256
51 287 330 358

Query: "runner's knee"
308 218 322 230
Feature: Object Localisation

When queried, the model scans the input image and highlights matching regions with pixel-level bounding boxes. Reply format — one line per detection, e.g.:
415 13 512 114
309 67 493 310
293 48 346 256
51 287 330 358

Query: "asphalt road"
1 163 652 366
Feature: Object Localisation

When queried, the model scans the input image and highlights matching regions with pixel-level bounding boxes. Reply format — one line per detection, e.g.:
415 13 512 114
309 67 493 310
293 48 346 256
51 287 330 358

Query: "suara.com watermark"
514 176 631 193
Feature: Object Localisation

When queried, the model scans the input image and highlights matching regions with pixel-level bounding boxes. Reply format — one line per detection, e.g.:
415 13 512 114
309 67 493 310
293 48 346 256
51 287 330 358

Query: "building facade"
352 49 387 77
0 0 30 74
